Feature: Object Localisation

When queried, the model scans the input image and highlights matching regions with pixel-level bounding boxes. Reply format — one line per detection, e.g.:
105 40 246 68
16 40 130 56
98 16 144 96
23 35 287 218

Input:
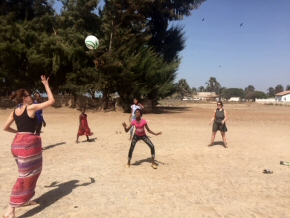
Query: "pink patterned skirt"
10 134 42 207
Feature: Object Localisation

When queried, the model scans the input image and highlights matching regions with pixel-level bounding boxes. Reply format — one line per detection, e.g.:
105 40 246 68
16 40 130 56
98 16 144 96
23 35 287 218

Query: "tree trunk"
73 94 77 108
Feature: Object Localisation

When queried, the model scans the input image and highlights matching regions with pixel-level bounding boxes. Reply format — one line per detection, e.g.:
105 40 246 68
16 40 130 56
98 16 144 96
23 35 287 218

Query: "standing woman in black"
209 101 228 148
2 75 55 218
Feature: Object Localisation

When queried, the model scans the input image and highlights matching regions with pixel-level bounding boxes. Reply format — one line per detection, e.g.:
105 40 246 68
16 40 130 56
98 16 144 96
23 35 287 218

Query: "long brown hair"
10 89 29 104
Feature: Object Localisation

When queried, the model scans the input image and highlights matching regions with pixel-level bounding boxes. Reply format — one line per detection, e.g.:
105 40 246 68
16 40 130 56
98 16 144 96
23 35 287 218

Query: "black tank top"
14 107 38 133
215 108 225 121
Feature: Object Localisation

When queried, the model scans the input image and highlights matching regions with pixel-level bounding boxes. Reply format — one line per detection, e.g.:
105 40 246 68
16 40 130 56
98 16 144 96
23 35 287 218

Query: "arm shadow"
42 142 66 150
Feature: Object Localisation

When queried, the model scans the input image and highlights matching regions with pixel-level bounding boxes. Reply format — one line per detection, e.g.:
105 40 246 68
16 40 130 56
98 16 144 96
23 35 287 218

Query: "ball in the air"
85 35 99 50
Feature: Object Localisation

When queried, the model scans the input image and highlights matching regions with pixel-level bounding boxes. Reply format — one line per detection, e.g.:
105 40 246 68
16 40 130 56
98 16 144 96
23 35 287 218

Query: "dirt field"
0 102 289 218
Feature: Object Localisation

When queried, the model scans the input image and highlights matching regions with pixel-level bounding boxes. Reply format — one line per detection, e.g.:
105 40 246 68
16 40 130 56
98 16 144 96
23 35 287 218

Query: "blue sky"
54 0 290 92
174 0 290 92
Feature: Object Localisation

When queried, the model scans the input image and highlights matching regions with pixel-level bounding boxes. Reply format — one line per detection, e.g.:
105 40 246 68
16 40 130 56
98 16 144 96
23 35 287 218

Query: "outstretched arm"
122 122 133 133
78 177 95 187
44 181 59 188
3 111 17 133
145 124 162 136
28 75 55 112
138 103 144 109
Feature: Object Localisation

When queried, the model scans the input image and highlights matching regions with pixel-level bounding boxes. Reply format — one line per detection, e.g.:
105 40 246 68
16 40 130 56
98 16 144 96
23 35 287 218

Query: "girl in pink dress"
76 108 93 143
122 109 162 169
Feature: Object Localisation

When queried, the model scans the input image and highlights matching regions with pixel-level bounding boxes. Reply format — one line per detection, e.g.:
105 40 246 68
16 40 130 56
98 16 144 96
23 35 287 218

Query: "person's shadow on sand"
131 158 165 166
81 137 97 143
211 141 225 147
19 178 95 218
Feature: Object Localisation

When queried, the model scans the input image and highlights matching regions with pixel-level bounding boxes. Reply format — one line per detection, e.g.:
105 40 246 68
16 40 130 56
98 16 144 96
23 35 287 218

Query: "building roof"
275 90 290 96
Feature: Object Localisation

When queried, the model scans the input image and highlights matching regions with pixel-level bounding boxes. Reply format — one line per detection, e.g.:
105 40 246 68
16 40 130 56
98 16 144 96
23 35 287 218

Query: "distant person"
34 92 46 135
112 98 117 111
129 98 144 140
122 109 161 169
76 108 93 143
3 75 55 218
208 101 228 148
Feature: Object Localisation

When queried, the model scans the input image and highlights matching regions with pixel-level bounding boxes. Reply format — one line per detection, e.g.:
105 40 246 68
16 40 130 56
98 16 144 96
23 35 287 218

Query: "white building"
275 90 290 102
229 97 240 102
196 92 217 100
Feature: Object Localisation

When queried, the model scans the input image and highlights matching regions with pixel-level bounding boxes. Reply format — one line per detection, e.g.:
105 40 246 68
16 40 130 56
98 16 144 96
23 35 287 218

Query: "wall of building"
255 98 276 103
275 94 290 102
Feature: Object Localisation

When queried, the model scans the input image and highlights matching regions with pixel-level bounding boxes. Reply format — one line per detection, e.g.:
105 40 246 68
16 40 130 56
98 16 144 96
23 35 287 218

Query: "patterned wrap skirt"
10 134 42 207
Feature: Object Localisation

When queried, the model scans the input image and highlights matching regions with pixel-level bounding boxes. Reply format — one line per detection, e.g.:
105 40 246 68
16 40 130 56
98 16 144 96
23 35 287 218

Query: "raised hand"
40 75 49 86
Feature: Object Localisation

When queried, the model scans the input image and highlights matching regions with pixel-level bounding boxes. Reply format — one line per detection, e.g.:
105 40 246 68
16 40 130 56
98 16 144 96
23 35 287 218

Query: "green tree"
286 85 290 91
205 77 221 94
198 86 205 92
244 85 255 94
0 0 55 94
55 0 101 96
245 91 267 100
143 0 205 62
0 0 54 21
267 87 275 97
191 87 197 95
95 0 180 109
218 87 226 99
176 79 192 100
223 88 244 100
274 84 284 94
0 0 207 112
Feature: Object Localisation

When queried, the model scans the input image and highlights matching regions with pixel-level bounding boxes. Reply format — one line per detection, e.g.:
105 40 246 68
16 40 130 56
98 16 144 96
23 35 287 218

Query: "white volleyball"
85 35 99 50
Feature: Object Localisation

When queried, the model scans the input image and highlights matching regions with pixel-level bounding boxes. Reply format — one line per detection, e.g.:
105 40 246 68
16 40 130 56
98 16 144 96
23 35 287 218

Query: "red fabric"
10 134 42 207
78 114 93 136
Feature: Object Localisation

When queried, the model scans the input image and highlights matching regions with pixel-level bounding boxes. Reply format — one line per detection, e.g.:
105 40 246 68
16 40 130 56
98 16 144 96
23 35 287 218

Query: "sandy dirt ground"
0 102 289 218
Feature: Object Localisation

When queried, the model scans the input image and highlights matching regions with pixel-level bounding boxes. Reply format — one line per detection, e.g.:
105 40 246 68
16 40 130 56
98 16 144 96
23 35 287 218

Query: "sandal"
263 169 273 174
126 164 130 168
24 201 38 207
280 161 290 166
151 164 157 169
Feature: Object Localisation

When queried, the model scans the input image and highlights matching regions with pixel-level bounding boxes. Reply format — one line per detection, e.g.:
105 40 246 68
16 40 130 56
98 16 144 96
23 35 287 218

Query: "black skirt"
212 120 228 132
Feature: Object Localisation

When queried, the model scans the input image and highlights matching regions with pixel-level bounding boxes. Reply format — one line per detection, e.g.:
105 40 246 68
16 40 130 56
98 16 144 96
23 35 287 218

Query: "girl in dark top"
3 75 55 218
34 92 46 136
209 101 228 148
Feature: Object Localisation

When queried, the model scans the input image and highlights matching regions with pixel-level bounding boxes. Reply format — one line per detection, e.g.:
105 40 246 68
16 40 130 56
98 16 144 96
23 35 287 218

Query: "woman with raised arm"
3 75 55 218
208 101 228 148
122 109 161 169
